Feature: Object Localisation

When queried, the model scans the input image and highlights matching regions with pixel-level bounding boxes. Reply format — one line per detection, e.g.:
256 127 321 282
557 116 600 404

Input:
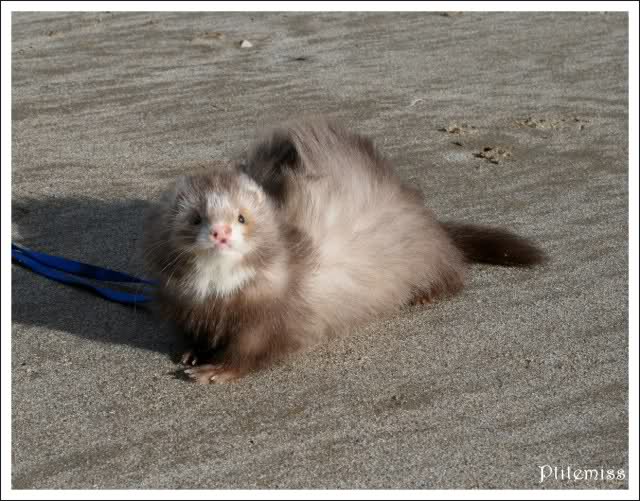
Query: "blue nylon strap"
11 243 156 305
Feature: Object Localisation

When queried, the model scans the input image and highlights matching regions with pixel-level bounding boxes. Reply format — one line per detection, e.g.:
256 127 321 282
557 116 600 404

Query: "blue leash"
11 243 156 305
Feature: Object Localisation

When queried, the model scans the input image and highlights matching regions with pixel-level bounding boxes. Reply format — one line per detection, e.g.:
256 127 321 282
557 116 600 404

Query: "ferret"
143 119 544 384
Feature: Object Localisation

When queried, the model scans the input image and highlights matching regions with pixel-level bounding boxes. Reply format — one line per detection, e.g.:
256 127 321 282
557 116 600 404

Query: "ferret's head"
147 168 280 298
171 170 272 256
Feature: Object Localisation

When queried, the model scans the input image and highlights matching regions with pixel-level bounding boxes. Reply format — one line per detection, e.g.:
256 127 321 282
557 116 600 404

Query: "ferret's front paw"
183 364 241 384
180 350 198 366
410 294 433 306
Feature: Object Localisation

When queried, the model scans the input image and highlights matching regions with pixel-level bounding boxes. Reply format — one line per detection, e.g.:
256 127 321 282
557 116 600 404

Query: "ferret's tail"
441 222 546 267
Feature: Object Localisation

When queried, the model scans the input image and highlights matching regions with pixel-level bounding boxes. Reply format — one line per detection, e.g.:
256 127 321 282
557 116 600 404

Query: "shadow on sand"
11 195 186 357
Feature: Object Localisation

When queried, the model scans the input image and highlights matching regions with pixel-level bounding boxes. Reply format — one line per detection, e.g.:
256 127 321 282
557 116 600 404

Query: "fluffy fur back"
245 119 467 336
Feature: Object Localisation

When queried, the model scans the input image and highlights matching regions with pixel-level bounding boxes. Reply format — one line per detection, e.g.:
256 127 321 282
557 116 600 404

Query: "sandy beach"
11 12 628 489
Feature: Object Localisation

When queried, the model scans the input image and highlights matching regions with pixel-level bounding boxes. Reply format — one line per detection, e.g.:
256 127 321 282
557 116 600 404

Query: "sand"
11 12 628 489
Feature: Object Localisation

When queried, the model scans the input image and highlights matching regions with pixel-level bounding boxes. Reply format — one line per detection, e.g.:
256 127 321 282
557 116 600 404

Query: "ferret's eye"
190 213 202 225
238 214 246 224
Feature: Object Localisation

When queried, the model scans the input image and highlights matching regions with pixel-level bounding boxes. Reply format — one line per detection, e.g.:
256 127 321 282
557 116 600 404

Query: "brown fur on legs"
182 322 291 384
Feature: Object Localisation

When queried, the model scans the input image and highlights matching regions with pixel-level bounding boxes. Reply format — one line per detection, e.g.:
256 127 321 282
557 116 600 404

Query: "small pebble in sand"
438 123 477 135
240 40 253 48
201 31 225 40
474 146 512 164
515 115 590 130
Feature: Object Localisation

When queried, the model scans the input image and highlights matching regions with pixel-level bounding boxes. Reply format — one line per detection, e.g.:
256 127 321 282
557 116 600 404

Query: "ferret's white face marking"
185 192 256 299
206 192 225 210
187 251 255 300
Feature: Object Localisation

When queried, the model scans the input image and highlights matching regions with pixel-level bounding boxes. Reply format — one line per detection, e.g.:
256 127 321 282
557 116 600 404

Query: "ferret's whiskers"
167 249 195 284
160 247 190 275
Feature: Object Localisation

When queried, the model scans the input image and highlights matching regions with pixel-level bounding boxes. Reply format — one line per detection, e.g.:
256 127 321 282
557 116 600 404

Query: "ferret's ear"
240 174 266 204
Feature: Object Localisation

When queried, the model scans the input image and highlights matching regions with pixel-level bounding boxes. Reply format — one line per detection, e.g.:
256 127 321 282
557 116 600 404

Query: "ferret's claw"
183 364 240 384
180 350 198 366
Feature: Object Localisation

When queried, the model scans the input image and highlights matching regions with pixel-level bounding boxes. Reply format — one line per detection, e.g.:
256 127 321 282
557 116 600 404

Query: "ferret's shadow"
12 195 183 358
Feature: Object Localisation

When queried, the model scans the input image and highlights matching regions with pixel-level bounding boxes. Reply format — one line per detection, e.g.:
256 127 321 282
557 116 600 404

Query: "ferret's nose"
211 223 232 244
